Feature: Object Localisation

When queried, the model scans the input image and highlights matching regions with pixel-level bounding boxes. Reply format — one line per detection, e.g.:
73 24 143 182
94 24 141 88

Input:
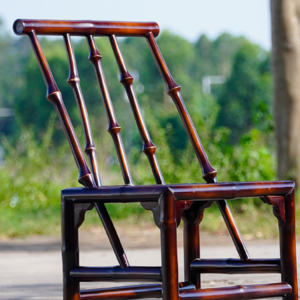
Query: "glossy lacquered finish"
13 19 160 37
61 181 295 203
14 18 298 300
70 266 162 282
180 283 292 300
190 258 281 274
80 282 194 300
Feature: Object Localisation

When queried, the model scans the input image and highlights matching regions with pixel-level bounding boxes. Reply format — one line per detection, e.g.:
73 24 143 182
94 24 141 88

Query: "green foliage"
193 33 245 78
216 41 273 143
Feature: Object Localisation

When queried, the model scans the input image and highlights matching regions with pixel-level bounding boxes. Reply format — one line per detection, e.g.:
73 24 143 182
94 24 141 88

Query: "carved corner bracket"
261 195 285 223
141 189 193 228
74 203 94 229
181 200 214 226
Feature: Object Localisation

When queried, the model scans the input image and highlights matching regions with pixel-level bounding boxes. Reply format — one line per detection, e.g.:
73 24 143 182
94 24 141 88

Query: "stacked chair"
13 19 298 300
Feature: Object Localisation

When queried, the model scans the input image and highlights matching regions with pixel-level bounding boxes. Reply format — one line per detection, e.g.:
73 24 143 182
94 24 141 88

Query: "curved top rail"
13 19 160 37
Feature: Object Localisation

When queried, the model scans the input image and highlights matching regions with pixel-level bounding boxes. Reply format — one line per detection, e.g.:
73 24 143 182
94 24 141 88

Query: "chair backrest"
13 19 217 188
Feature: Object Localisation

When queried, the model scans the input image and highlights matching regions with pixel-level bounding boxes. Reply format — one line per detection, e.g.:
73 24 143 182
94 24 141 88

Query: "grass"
1 118 299 240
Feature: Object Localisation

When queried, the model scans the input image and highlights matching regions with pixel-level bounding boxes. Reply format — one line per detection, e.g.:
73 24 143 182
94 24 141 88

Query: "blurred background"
0 0 298 239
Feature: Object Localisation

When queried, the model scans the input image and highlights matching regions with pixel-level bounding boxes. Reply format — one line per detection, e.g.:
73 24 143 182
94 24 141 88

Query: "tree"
216 41 273 143
271 0 300 186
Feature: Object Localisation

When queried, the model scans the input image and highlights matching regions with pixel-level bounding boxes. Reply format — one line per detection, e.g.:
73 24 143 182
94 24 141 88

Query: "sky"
1 0 271 49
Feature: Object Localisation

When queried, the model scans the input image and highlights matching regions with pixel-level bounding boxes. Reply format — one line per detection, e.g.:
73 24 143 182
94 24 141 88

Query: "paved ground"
0 226 299 300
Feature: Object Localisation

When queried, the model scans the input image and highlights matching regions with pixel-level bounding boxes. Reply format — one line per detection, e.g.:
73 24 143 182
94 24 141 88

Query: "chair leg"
183 220 200 289
279 189 298 300
182 202 205 289
62 197 80 300
160 189 179 300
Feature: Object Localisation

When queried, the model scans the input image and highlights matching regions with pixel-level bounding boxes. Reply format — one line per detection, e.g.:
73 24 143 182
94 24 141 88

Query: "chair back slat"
64 34 101 186
28 30 95 188
109 35 165 185
86 35 133 185
16 20 131 270
146 32 217 183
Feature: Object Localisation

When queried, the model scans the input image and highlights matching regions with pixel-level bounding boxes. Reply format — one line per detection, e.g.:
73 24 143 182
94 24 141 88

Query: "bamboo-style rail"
70 266 162 282
13 19 160 37
87 35 133 185
62 181 294 203
80 282 292 300
64 33 129 268
146 31 249 259
190 258 281 274
80 282 195 300
179 283 292 300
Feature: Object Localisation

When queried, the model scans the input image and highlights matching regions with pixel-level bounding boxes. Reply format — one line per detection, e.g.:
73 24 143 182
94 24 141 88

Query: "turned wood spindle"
64 34 129 268
109 34 164 185
87 35 133 185
146 31 249 260
28 30 95 188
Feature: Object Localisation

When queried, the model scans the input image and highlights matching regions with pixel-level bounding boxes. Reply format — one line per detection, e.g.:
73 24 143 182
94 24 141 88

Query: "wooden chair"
13 19 298 300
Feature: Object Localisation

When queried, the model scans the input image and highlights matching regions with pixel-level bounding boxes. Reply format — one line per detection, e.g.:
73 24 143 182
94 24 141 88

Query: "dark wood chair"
13 19 298 300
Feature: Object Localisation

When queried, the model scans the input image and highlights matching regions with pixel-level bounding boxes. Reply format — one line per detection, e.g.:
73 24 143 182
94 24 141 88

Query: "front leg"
61 198 80 300
280 190 298 300
262 190 298 300
160 188 179 300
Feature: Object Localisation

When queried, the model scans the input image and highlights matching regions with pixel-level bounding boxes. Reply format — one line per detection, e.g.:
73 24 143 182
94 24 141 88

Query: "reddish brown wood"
13 19 160 37
94 203 130 268
70 266 161 282
81 284 163 300
109 34 164 185
181 202 212 289
64 33 101 186
109 35 196 229
179 283 292 300
145 31 249 260
61 181 295 203
80 282 194 300
87 35 133 185
216 199 249 259
279 189 298 300
160 189 179 300
190 258 281 274
27 30 95 188
15 19 298 300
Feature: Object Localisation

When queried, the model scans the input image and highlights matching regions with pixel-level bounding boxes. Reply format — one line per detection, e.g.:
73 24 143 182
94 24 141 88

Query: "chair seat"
62 180 294 203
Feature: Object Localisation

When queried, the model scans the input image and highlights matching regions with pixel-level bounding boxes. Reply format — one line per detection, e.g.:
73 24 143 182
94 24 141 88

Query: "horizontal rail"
190 258 281 274
70 266 161 282
13 19 159 37
61 181 294 203
179 283 292 300
80 282 194 300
